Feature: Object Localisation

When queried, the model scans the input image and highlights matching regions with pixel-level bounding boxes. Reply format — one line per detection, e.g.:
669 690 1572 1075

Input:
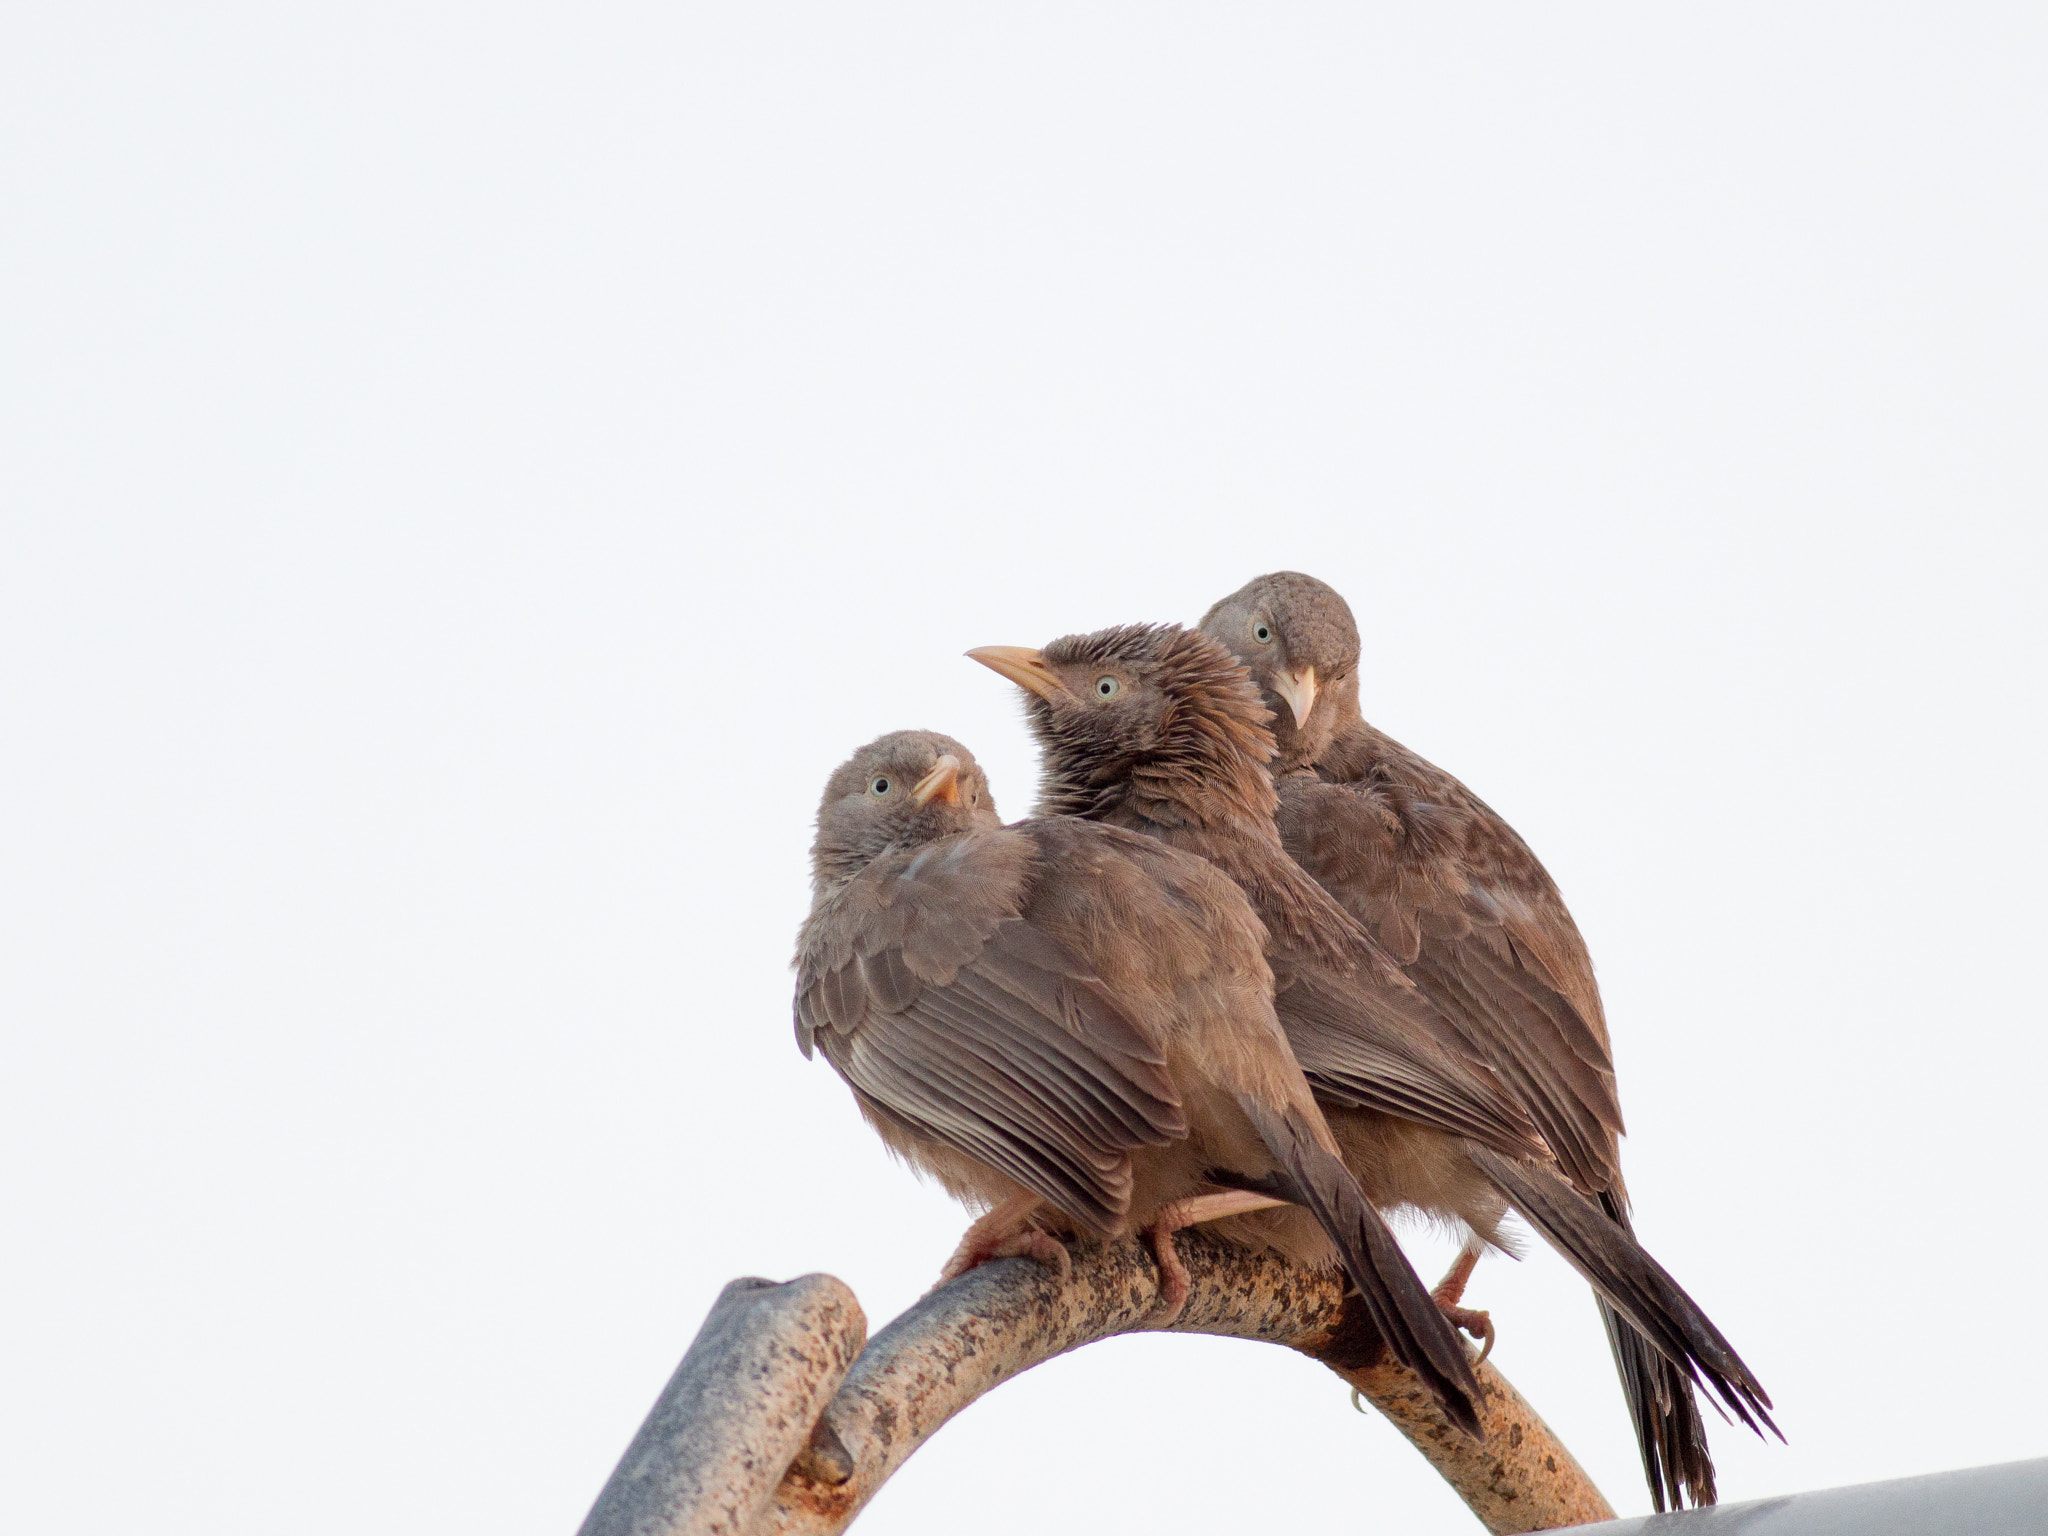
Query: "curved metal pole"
751 1232 1614 1535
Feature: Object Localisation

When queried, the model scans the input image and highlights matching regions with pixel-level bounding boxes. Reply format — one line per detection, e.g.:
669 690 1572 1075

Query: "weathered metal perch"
579 1275 868 1536
581 1231 1616 1536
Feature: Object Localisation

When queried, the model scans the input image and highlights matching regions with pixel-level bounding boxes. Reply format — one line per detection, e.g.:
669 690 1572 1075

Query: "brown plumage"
967 636 1524 1360
794 729 1483 1432
1200 572 1777 1510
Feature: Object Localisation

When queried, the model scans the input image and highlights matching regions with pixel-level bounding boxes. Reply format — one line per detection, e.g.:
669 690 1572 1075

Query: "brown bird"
1199 571 1776 1508
793 729 1484 1432
970 624 1545 1308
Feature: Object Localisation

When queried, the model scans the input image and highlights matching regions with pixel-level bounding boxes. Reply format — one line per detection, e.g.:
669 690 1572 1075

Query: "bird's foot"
1145 1221 1192 1324
1141 1190 1288 1325
1438 1303 1496 1366
1431 1241 1494 1364
935 1196 1069 1290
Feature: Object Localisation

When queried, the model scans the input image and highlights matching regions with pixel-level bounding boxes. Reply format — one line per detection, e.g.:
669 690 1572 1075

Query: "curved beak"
967 645 1068 703
910 753 963 808
1270 664 1318 728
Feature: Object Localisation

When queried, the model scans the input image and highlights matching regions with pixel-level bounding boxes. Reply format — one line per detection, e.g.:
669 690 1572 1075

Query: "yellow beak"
966 645 1068 703
1270 665 1318 728
910 754 964 808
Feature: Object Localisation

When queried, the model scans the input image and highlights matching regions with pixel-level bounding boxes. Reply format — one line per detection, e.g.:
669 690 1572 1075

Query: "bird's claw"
1145 1221 1193 1324
935 1226 1071 1290
1440 1303 1495 1367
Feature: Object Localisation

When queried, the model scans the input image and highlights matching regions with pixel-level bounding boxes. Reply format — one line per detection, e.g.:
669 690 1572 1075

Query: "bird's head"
1199 571 1361 767
969 623 1276 826
809 729 1000 900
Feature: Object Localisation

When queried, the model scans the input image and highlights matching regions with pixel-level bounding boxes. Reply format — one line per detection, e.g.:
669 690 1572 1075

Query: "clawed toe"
936 1233 985 1286
935 1197 1071 1290
1146 1222 1192 1323
1005 1229 1073 1277
935 1235 1069 1288
1440 1303 1496 1366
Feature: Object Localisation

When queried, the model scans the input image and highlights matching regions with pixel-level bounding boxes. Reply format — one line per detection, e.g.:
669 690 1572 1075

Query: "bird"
969 626 1547 1325
793 728 1484 1433
1199 570 1776 1509
972 622 1774 1507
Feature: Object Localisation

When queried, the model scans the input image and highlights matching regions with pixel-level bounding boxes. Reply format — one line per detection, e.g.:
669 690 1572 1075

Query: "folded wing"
797 836 1187 1235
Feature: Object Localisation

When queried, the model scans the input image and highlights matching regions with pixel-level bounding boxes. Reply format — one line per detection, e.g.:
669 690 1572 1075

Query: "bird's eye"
1253 622 1273 644
1095 676 1120 698
870 776 891 796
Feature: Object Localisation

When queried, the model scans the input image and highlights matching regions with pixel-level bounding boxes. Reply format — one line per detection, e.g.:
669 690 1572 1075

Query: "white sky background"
3 6 2045 1532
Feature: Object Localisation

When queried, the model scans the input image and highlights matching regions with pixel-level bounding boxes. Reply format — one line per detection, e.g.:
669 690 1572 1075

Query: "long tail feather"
1234 1097 1484 1437
1469 1146 1779 1508
1600 1293 1714 1510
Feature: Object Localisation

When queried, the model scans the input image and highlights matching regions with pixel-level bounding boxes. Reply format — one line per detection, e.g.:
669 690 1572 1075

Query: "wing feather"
1274 972 1544 1156
795 830 1187 1234
1280 759 1626 1193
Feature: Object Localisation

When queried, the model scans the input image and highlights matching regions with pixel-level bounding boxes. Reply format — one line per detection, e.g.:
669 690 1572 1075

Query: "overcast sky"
3 7 2044 1533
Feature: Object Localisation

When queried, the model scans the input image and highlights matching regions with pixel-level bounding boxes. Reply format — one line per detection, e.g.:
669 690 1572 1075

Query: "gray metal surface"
1569 1457 2048 1535
577 1274 865 1536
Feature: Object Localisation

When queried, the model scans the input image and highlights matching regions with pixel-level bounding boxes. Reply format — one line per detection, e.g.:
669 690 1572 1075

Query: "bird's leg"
1143 1191 1289 1324
1432 1238 1496 1364
1433 1239 1482 1306
935 1194 1070 1289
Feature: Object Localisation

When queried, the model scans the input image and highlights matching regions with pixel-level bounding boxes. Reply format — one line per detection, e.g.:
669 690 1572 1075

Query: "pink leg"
1433 1239 1496 1364
1147 1222 1193 1321
1143 1190 1289 1324
936 1195 1071 1289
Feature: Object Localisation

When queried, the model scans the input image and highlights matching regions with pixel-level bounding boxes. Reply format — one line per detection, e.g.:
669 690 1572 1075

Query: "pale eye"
870 776 891 796
1095 676 1120 698
1253 622 1273 644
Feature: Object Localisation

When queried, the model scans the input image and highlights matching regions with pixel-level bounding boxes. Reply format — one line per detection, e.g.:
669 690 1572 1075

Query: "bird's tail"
1467 1145 1780 1509
1233 1096 1483 1438
1601 1290 1716 1509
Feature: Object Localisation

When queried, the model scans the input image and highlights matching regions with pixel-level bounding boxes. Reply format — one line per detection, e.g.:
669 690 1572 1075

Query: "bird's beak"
910 754 964 808
967 645 1068 702
1270 665 1318 728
